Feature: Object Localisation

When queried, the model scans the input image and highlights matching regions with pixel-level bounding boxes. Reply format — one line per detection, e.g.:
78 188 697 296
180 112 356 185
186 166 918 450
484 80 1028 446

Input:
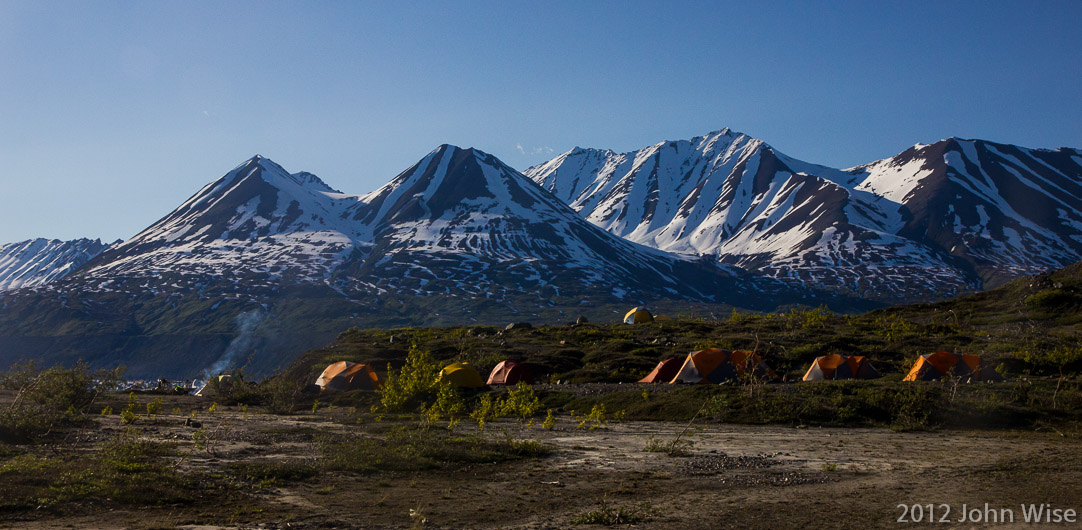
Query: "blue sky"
1 0 1080 242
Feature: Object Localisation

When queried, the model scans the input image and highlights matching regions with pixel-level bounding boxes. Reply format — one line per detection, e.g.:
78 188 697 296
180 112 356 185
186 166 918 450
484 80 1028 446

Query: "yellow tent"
439 362 484 388
623 307 654 324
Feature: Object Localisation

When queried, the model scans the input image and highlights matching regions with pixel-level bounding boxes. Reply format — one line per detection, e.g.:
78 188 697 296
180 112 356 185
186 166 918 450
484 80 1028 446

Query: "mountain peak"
291 171 341 194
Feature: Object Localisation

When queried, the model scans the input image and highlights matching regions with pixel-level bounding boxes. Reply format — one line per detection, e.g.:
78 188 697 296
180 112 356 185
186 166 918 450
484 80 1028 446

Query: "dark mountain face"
865 138 1082 287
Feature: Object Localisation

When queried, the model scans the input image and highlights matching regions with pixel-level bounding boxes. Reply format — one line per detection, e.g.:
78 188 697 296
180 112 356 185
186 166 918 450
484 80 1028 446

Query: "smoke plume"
206 310 264 376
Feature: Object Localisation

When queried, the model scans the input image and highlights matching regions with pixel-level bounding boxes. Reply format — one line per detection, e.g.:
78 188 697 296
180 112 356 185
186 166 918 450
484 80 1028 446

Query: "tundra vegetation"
0 265 1081 527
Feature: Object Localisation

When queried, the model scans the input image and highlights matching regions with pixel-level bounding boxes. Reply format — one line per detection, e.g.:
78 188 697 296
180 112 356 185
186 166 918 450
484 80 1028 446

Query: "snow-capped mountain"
525 129 1082 301
847 138 1082 287
75 146 842 306
81 155 366 283
2 147 861 379
0 238 111 290
336 144 765 301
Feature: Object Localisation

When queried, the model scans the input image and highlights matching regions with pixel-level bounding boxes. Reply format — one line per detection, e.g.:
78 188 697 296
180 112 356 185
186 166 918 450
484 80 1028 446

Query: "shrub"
121 393 139 425
0 362 122 441
642 435 693 456
378 344 442 412
146 397 163 418
470 393 500 431
572 404 623 430
541 409 557 430
499 382 543 421
262 375 307 414
423 381 466 426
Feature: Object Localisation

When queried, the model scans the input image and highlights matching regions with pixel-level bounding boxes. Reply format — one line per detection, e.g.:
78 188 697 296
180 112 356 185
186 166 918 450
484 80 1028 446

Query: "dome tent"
440 362 485 388
624 307 654 324
486 360 534 385
316 361 381 391
802 354 880 381
638 357 683 383
903 352 1002 382
670 349 775 384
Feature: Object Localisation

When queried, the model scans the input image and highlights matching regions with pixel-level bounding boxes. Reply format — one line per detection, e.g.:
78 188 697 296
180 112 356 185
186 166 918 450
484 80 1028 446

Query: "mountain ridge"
525 129 1082 302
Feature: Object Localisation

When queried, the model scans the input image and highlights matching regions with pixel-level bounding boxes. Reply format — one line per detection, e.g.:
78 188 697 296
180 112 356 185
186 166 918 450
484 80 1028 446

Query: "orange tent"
315 361 382 391
903 352 1001 382
638 357 682 383
802 354 880 381
486 360 534 385
670 349 775 384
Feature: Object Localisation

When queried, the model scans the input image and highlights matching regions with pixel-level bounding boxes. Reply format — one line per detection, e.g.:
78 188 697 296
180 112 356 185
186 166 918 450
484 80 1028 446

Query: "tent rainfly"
195 374 233 397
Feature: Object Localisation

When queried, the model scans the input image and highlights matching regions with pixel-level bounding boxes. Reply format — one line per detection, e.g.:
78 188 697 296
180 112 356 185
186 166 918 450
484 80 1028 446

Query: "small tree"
378 344 442 412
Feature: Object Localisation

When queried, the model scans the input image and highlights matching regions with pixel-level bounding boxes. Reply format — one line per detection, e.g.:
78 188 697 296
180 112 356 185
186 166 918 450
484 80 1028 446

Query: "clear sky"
1 0 1080 243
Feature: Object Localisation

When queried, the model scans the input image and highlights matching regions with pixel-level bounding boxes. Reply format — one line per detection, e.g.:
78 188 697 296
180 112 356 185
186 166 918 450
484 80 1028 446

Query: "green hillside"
282 262 1082 385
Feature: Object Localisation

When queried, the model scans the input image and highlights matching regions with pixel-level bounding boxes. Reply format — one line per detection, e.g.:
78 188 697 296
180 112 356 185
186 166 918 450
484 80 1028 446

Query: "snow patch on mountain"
0 238 111 290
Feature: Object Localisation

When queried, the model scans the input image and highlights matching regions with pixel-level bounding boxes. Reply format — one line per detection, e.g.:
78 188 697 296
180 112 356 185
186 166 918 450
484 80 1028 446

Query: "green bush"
424 380 466 426
499 382 543 421
378 344 441 412
0 362 122 441
470 393 500 431
121 392 139 425
261 375 307 414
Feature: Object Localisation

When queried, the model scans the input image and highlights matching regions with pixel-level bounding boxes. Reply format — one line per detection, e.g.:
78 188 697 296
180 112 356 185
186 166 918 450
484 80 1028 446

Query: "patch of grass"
0 429 204 512
228 459 320 488
552 379 1081 430
320 426 550 474
572 500 655 525
642 435 694 456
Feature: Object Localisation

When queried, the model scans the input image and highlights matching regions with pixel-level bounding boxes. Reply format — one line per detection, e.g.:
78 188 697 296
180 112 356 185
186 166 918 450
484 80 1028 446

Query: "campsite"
3 282 1082 529
6 263 1082 528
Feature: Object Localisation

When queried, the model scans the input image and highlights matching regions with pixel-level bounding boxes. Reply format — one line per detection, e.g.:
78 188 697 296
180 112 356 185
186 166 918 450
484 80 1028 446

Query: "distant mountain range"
1 129 1080 378
527 129 1082 301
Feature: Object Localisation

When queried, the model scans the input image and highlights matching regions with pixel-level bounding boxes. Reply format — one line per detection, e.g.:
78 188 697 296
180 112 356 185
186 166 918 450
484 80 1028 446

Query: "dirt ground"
4 394 1081 530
